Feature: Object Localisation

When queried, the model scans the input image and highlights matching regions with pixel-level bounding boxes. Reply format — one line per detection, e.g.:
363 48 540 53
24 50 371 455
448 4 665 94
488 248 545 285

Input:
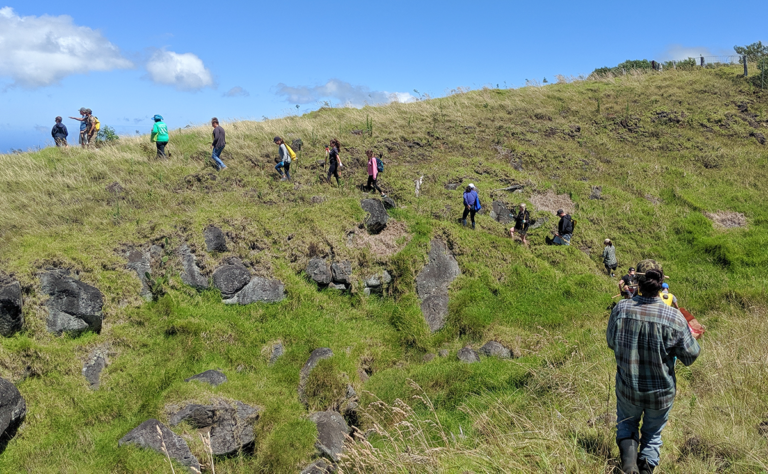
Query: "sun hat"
468 183 475 189
636 259 664 285
153 115 163 121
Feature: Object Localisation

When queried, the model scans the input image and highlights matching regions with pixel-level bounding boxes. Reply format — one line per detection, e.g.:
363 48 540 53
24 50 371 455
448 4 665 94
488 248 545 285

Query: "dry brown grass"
704 211 747 229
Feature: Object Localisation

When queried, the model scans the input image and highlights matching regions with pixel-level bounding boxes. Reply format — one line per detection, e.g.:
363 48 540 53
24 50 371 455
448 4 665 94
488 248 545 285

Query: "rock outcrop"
267 342 284 365
299 348 333 405
178 244 208 290
82 346 109 389
204 225 228 252
331 261 352 285
118 419 201 472
0 377 26 446
301 458 336 474
126 249 152 301
0 276 23 337
490 201 512 224
170 399 260 456
307 258 333 286
360 199 388 234
309 411 350 462
223 276 285 304
479 341 512 359
184 370 227 387
212 264 251 298
457 347 480 363
41 270 104 336
416 240 460 332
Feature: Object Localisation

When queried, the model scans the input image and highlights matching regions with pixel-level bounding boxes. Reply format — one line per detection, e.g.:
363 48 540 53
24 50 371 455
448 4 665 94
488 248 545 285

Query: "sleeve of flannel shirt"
606 305 619 352
672 324 701 367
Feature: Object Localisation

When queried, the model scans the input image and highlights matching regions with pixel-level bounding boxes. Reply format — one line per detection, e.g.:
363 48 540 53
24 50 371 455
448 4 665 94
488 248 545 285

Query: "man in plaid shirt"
607 259 700 474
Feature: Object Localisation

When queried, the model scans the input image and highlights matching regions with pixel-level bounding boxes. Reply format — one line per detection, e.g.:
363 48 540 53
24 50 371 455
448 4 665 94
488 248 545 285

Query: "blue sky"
1 0 764 153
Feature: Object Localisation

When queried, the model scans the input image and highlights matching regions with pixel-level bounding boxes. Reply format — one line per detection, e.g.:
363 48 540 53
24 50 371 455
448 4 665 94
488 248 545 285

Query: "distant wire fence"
585 55 765 89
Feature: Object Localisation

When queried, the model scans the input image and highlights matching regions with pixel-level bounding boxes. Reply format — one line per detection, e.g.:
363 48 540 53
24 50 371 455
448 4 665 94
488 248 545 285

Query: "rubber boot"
619 438 639 474
462 219 467 227
638 459 654 474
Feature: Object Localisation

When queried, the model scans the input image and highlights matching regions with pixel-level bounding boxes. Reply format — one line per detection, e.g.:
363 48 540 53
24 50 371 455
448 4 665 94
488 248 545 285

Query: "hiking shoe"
638 459 654 474
462 219 467 227
619 439 639 474
280 177 287 181
471 223 476 230
611 273 616 277
381 193 387 197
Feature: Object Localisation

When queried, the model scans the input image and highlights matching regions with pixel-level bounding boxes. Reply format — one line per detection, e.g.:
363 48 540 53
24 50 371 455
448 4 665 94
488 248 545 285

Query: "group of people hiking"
51 108 100 148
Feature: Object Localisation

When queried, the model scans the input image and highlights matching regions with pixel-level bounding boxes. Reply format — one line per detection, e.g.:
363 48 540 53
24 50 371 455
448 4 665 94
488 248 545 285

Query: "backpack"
474 196 482 211
376 157 384 173
92 116 101 132
284 144 297 161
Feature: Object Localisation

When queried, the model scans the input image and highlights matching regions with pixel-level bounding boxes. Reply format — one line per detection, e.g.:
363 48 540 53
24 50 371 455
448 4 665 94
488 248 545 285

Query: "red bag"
679 308 705 340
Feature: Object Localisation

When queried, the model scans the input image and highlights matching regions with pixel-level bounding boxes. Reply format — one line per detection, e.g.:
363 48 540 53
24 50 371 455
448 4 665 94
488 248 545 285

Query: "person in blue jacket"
462 183 481 229
51 116 68 147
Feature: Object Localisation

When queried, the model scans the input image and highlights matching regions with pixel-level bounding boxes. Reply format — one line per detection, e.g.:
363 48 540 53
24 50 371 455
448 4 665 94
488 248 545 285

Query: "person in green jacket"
151 114 169 159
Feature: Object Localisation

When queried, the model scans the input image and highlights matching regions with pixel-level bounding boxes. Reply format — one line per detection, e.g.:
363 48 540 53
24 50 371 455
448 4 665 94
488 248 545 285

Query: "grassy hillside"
1 65 767 473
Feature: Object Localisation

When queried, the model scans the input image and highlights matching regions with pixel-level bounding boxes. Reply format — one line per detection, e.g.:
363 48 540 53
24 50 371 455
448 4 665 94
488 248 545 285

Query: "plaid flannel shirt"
607 295 700 410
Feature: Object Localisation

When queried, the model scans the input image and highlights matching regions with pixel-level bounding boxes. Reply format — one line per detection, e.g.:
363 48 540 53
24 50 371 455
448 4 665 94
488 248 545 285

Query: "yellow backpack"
92 116 101 132
285 144 297 161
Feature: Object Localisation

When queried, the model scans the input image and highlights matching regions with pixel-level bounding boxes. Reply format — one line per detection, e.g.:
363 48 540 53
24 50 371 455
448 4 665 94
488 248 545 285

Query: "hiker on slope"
619 267 638 299
552 209 574 245
274 136 291 180
69 108 88 148
83 109 97 147
366 150 386 197
210 117 227 171
607 259 700 474
51 117 68 147
509 203 530 244
151 115 169 159
659 282 679 309
462 183 480 229
325 139 343 186
603 239 618 277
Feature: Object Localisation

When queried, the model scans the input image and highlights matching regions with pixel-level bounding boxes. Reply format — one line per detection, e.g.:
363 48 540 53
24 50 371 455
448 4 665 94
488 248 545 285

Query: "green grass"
1 65 768 472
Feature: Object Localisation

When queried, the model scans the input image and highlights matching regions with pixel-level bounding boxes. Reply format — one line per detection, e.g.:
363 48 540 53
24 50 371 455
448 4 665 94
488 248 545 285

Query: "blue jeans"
211 147 226 169
275 161 290 179
553 233 571 245
616 393 672 467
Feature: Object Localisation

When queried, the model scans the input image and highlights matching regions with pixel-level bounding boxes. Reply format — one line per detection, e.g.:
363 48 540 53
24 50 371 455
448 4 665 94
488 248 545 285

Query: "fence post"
700 56 705 67
743 56 748 77
673 60 676 70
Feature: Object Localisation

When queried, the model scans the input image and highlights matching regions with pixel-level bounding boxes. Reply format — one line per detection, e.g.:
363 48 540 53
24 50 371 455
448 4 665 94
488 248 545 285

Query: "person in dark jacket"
462 183 480 229
553 209 573 245
619 267 638 299
51 116 68 147
509 203 530 244
210 117 227 171
325 138 343 185
603 239 618 277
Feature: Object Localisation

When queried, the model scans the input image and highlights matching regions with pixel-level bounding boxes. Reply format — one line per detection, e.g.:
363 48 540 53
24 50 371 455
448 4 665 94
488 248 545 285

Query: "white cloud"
275 79 416 107
223 86 249 97
660 44 736 62
0 7 133 88
145 50 213 91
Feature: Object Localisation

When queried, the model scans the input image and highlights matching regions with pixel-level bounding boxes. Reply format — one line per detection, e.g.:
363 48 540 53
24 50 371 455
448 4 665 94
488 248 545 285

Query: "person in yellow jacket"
659 283 679 309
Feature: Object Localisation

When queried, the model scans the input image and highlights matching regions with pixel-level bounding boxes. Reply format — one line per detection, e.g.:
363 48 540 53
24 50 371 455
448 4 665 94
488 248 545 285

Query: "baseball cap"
661 283 669 289
468 183 475 189
628 267 635 272
636 259 663 284
557 209 564 215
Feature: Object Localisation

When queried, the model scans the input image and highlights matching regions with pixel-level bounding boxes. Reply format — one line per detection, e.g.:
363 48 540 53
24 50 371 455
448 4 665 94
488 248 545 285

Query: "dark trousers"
462 207 476 224
156 141 168 159
276 161 291 179
327 167 340 184
367 175 382 193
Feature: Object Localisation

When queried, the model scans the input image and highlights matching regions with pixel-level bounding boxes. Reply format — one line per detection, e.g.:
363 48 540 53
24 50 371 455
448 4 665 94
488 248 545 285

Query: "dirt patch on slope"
530 190 575 215
705 211 747 229
346 220 411 259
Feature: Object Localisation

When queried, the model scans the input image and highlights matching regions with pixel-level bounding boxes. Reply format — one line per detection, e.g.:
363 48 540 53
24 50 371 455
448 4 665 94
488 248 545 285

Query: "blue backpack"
475 196 482 211
376 157 384 173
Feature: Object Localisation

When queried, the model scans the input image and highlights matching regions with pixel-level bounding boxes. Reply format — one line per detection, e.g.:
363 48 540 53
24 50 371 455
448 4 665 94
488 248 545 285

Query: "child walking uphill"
274 136 291 180
151 115 169 159
326 139 343 186
366 150 386 197
462 184 480 229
